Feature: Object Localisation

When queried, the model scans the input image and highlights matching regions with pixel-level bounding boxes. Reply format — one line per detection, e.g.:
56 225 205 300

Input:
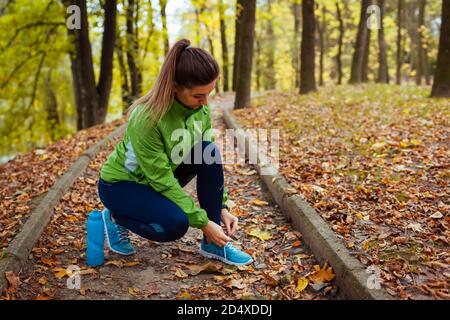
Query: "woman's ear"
173 82 180 93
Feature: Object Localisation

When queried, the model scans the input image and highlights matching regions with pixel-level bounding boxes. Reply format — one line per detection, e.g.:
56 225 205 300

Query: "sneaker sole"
101 210 136 256
199 245 253 266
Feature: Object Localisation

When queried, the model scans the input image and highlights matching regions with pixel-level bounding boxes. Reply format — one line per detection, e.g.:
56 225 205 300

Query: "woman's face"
174 79 217 110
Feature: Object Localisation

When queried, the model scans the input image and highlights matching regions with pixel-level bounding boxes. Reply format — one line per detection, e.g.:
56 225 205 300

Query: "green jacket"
100 99 228 228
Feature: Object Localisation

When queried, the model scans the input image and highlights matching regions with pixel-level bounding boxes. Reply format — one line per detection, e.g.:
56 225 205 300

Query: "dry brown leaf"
185 262 223 275
5 271 19 293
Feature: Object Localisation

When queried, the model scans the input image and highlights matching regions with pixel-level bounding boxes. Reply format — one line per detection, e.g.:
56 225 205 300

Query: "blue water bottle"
86 209 105 266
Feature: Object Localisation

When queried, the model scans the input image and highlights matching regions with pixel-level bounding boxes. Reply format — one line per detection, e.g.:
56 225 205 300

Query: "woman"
97 39 253 266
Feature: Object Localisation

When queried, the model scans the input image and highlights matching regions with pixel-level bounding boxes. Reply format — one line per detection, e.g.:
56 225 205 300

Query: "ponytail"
127 38 219 127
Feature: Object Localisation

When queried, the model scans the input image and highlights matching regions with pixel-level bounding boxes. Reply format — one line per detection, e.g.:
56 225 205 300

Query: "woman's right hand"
201 221 231 247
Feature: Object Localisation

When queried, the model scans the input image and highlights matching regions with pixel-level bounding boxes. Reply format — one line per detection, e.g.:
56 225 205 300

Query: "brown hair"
127 39 219 126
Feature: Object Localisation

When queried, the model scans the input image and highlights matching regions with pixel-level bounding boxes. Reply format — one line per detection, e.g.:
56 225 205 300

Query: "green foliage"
0 0 445 161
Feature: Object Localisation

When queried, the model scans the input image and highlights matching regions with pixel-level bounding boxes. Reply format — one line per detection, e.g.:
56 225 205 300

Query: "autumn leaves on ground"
1 96 335 301
1 85 448 300
234 85 449 299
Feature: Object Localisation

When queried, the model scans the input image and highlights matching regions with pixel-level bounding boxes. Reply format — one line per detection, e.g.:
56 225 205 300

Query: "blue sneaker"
199 241 253 266
102 209 136 256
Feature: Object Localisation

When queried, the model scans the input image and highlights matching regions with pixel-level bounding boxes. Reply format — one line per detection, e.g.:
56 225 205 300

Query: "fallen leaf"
185 262 223 275
247 228 272 241
296 277 309 292
223 279 246 290
263 272 280 287
251 199 269 206
144 283 159 296
105 260 123 268
38 276 48 286
175 268 188 278
237 169 257 176
5 272 19 293
123 261 140 267
309 262 335 284
371 142 387 150
40 257 58 267
176 291 191 299
52 268 68 279
393 236 408 244
79 268 97 276
50 249 65 255
430 212 443 219
292 241 302 248
407 223 423 232
128 287 139 297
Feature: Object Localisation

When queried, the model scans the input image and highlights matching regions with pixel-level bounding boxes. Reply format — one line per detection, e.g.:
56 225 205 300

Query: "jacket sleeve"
204 106 229 209
127 116 209 229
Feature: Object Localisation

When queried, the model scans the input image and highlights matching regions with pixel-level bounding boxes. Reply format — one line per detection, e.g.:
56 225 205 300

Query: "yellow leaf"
355 213 364 219
67 215 79 222
123 261 140 267
247 228 272 241
251 199 269 206
52 268 68 279
371 142 386 150
400 140 410 148
128 287 139 296
308 262 335 284
296 277 309 292
176 291 191 300
175 268 188 278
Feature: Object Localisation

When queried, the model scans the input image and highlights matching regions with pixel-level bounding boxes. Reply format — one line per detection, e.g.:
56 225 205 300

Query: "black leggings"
98 141 224 242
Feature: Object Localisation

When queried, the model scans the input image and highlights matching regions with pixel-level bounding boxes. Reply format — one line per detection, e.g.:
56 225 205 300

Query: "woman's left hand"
221 208 238 236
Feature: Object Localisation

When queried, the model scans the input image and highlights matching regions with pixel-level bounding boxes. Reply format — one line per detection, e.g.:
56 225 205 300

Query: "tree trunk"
265 0 276 90
396 0 403 84
350 0 371 84
116 34 132 113
232 0 244 92
65 0 116 129
431 0 450 97
292 1 301 89
218 0 229 92
44 70 59 139
377 0 389 83
335 2 344 85
405 1 418 84
417 0 430 85
317 4 326 86
362 25 371 82
300 0 316 94
66 0 100 129
255 36 261 92
159 0 169 55
234 0 256 109
127 0 140 99
97 0 117 123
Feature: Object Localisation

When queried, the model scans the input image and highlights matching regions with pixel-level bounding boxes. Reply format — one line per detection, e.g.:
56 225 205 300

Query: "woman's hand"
221 208 238 236
201 220 231 247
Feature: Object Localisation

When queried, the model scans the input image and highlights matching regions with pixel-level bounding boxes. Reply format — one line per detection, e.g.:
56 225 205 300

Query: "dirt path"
10 96 336 300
